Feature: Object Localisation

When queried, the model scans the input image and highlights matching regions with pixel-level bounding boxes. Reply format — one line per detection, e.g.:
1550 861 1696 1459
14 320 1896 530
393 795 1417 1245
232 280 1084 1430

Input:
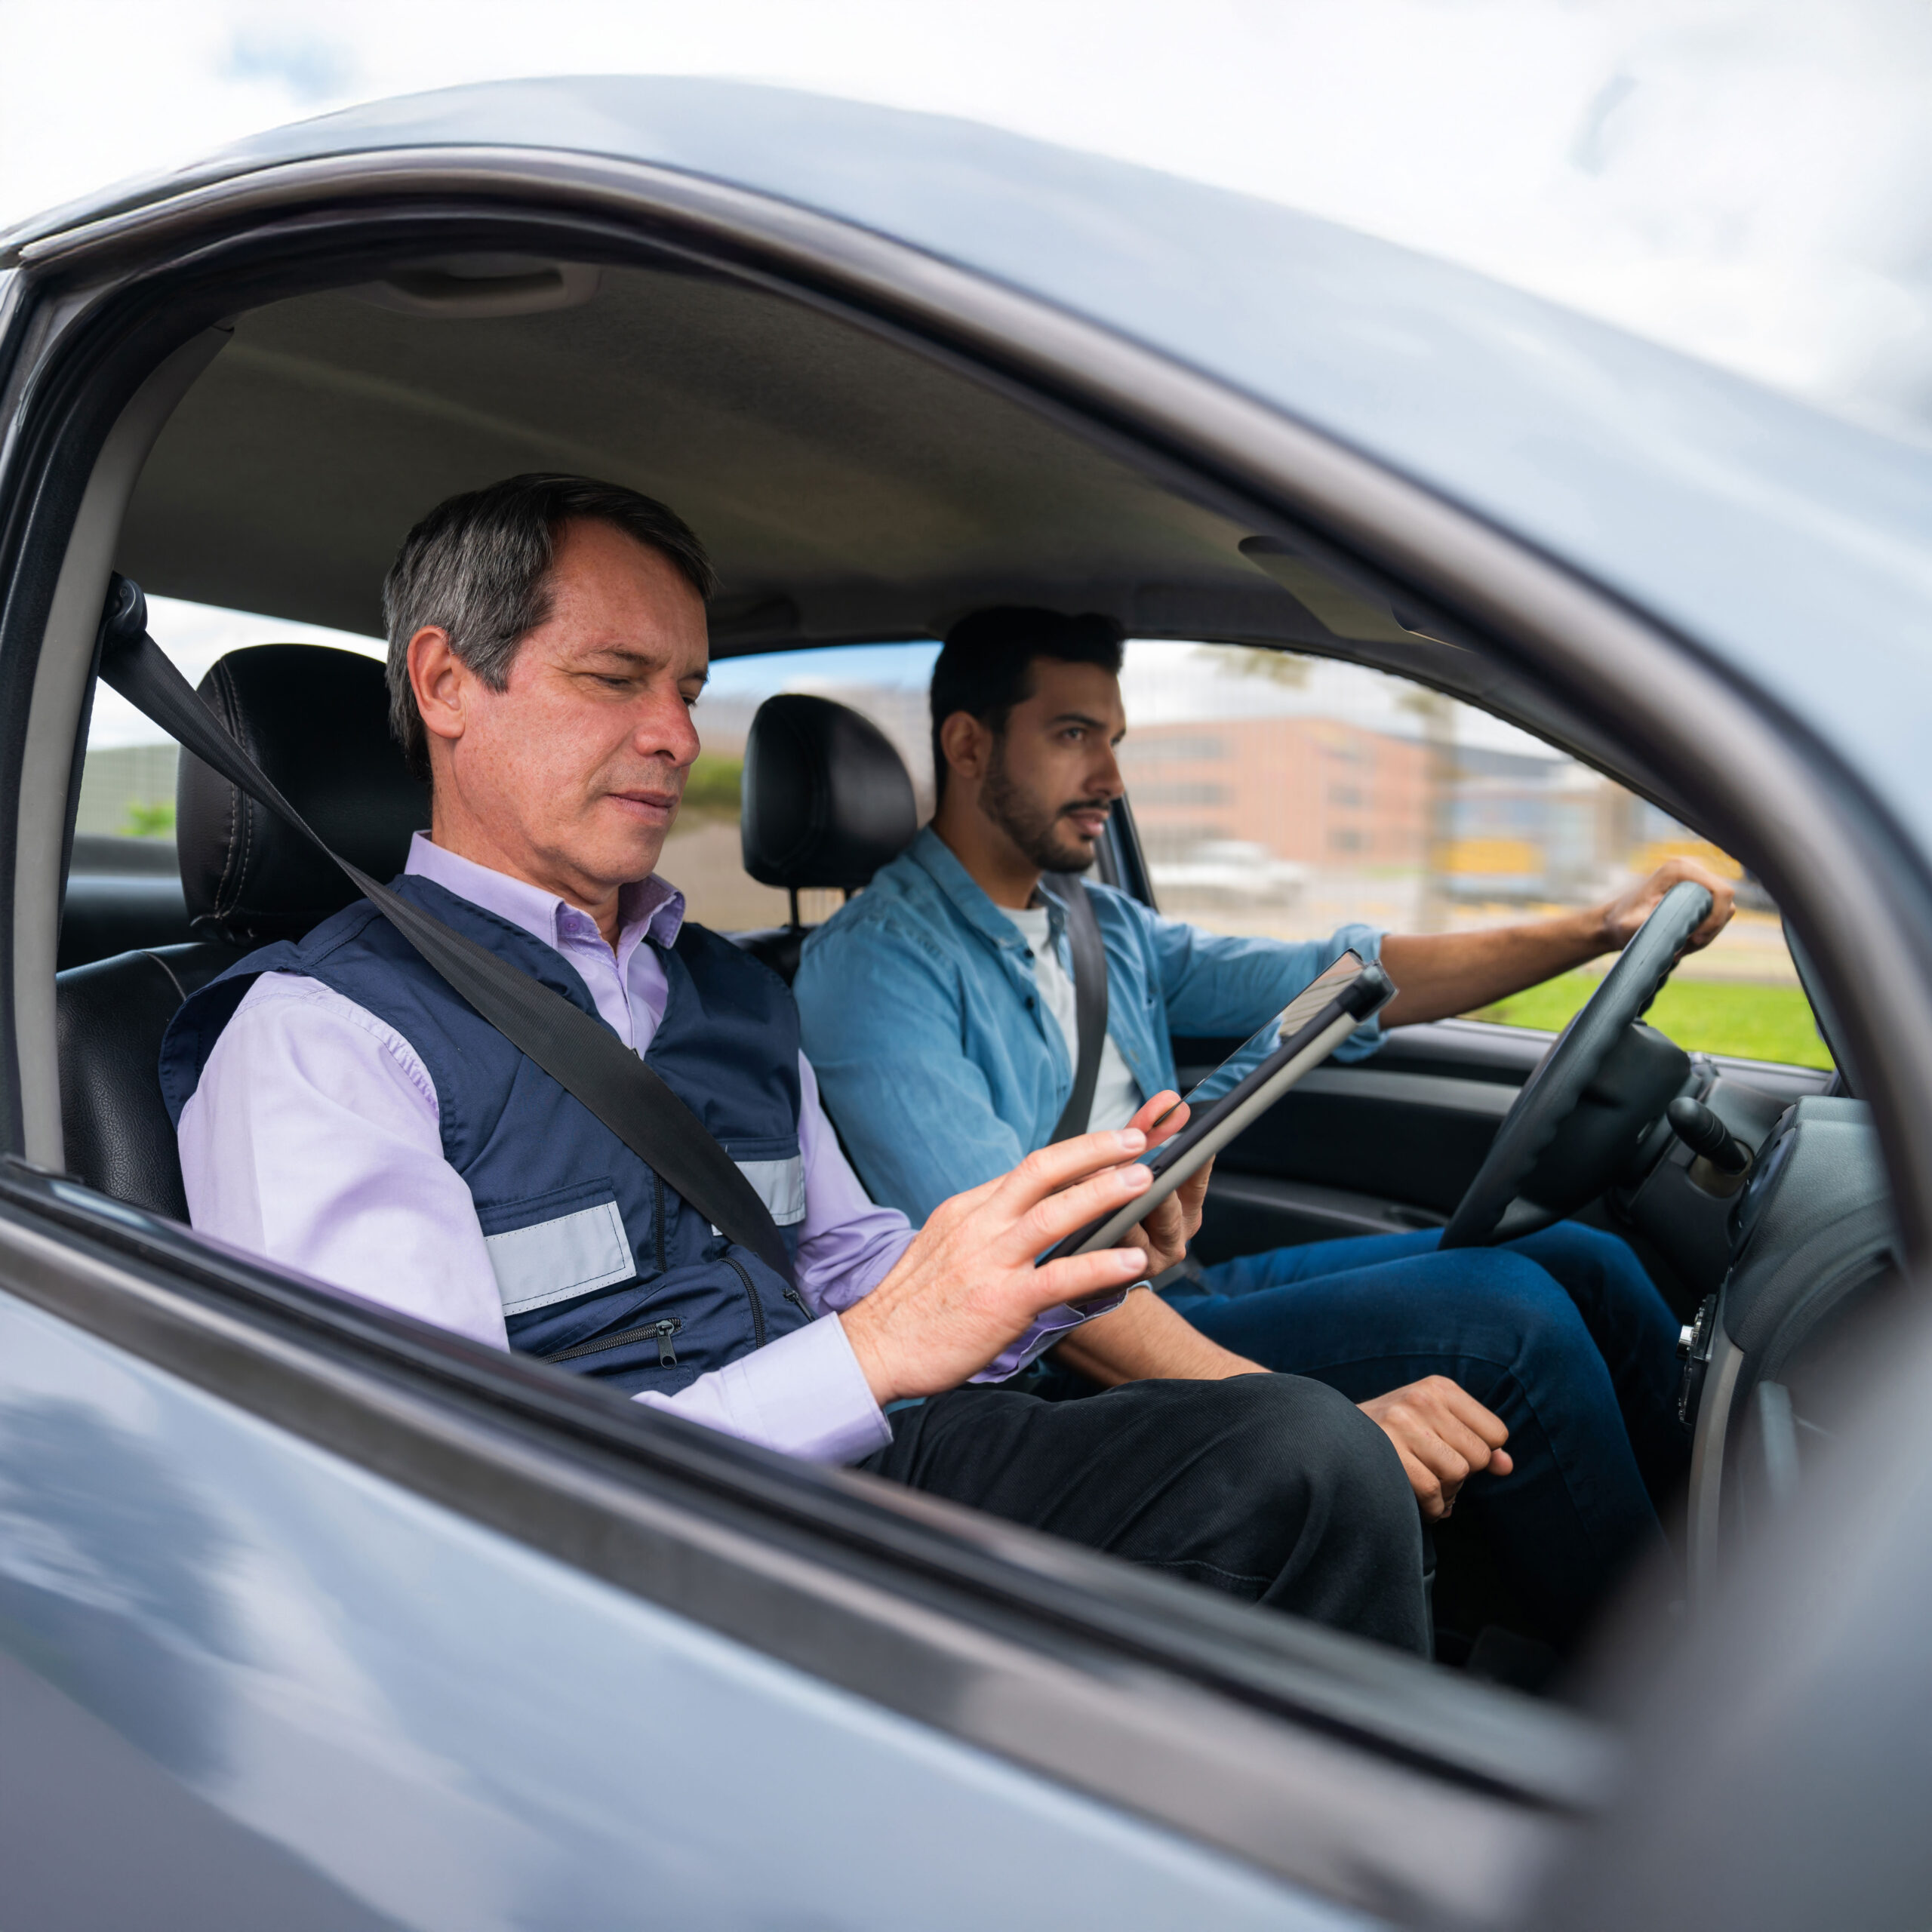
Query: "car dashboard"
1668 1092 1897 1587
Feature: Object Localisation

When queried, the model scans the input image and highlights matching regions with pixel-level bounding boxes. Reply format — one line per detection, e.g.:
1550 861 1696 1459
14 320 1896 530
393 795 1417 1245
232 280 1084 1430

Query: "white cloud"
3 0 1929 435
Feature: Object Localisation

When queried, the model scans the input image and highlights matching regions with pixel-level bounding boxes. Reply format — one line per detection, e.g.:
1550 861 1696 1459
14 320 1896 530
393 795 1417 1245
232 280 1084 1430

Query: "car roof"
11 76 1932 851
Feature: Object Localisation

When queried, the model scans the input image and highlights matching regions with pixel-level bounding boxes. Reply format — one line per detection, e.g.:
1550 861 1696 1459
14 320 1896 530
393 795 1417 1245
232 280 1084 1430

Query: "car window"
667 642 940 930
76 596 386 860
1121 641 1829 1069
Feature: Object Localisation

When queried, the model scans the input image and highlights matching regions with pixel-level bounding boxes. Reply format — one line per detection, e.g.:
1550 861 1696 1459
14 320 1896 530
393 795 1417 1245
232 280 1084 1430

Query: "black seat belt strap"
1040 871 1109 1142
97 576 795 1286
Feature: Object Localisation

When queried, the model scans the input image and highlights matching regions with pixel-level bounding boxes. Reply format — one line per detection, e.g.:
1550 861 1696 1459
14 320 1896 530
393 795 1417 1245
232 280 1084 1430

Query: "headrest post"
787 886 801 933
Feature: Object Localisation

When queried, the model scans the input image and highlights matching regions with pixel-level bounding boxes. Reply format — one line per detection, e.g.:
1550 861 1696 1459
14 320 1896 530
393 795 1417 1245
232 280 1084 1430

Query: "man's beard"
980 736 1108 875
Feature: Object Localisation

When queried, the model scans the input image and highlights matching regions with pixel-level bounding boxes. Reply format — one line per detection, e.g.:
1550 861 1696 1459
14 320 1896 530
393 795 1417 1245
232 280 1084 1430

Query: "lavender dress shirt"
177 836 1103 1464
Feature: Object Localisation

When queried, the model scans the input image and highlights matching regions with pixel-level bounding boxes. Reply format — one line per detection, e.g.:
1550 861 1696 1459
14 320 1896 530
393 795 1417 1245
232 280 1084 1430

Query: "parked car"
1148 838 1309 909
1 75 1928 1932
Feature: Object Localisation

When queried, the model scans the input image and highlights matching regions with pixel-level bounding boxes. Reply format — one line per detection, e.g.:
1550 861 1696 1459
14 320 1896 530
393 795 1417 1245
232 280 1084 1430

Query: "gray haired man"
167 473 1432 1653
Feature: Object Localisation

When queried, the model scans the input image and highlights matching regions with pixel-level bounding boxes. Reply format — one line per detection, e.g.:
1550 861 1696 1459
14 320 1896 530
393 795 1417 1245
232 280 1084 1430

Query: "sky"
3 0 1931 442
35 1 1924 756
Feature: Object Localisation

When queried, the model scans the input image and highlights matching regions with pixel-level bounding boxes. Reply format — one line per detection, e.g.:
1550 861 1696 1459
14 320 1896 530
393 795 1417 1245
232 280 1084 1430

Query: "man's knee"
1227 1375 1427 1651
1206 1374 1415 1545
1512 1221 1663 1312
1429 1251 1599 1372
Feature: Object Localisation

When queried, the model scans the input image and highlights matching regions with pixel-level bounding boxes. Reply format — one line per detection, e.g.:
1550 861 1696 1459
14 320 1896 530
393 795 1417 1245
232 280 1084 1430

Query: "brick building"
1121 715 1429 871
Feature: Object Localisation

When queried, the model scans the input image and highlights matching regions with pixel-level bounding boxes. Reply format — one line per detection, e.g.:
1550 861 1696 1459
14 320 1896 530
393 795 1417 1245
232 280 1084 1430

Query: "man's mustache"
1056 798 1117 822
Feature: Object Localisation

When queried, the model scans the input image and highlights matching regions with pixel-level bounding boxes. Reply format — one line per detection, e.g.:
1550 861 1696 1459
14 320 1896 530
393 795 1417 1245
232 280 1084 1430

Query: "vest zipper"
721 1256 768 1348
539 1315 682 1367
782 1284 813 1321
652 1171 667 1273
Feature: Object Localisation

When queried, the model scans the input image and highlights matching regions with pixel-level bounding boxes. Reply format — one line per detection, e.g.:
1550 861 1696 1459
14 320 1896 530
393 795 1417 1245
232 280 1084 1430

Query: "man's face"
432 518 709 900
978 657 1128 874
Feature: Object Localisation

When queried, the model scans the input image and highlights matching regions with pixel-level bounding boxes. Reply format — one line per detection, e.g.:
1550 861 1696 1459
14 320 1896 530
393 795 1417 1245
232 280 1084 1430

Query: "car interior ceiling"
57 248 1714 999
35 243 1895 1698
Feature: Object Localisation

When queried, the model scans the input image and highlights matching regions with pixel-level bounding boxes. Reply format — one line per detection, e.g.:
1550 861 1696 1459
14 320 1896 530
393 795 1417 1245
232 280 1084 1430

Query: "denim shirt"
794 827 1386 1226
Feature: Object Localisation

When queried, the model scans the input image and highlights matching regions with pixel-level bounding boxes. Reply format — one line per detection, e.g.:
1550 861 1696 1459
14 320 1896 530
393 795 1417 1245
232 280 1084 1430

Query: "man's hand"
1595 856 1736 955
1121 1089 1213 1278
839 1128 1161 1407
1358 1377 1513 1521
1383 854 1740 1026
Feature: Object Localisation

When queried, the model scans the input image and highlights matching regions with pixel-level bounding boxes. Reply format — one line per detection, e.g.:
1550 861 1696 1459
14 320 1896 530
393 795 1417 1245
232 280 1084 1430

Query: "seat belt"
96 575 795 1287
1039 871 1109 1142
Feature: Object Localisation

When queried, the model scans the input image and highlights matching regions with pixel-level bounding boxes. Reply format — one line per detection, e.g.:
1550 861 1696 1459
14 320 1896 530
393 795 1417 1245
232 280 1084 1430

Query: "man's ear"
939 709 993 786
407 626 467 749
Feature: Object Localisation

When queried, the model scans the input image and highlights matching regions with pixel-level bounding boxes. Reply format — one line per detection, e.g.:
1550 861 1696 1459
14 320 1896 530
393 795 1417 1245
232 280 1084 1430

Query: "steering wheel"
1439 879 1714 1248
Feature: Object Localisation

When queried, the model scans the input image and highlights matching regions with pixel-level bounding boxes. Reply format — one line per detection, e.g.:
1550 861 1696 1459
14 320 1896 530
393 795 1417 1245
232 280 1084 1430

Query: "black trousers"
860 1374 1429 1655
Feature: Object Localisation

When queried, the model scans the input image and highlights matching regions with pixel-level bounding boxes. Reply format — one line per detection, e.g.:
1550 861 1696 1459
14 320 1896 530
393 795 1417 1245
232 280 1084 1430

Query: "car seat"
54 645 429 1217
735 693 918 983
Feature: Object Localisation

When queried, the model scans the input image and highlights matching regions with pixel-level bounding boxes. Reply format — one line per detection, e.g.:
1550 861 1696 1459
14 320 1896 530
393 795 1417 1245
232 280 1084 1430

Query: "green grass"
680 752 743 815
1470 970 1834 1069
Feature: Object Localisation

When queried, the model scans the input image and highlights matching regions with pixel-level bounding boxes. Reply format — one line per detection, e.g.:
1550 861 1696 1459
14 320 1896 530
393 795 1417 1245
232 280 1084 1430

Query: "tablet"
1039 949 1395 1266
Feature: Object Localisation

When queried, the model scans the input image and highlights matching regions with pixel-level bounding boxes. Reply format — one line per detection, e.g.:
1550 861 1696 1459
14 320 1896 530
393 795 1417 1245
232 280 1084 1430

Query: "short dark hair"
381 472 717 780
930 607 1125 799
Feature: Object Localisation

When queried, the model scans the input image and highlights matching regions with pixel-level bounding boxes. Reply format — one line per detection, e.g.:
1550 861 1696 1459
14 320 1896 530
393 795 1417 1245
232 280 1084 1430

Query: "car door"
0 129 1614 1932
1121 643 1838 1283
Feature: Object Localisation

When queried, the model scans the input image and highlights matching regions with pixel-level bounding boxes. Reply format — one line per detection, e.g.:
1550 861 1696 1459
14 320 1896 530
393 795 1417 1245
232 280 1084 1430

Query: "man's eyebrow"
575 642 707 682
1048 710 1111 730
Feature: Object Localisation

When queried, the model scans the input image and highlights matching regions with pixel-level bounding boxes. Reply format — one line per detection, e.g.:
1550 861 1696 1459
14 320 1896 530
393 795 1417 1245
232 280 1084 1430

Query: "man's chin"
1039 833 1099 875
588 814 672 884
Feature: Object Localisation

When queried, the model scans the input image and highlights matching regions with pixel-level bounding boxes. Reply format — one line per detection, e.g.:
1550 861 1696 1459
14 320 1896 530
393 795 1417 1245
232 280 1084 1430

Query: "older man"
795 607 1736 1642
164 475 1429 1653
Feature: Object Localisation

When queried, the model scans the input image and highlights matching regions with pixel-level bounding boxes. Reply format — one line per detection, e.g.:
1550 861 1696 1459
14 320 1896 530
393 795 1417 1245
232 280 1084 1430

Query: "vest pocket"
481 1187 635 1317
540 1315 682 1368
733 1154 805 1227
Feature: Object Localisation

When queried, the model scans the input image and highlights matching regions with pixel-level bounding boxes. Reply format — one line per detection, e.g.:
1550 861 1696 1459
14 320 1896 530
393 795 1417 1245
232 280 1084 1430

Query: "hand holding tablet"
1038 950 1395 1266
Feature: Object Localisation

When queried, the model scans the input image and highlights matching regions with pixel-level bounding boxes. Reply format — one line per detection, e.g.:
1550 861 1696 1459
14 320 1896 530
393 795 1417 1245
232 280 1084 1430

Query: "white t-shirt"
1007 903 1144 1134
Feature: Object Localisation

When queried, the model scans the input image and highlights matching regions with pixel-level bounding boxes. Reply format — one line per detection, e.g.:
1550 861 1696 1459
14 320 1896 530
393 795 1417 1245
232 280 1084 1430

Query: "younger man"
795 608 1735 1639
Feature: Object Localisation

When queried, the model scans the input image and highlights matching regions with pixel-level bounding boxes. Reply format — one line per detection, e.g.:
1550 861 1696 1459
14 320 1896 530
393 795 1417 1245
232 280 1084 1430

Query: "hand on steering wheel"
1440 879 1713 1248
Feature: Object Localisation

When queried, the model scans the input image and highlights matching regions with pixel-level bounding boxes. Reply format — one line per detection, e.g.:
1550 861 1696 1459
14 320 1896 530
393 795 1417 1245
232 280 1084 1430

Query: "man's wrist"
1577 901 1619 961
835 1306 900 1408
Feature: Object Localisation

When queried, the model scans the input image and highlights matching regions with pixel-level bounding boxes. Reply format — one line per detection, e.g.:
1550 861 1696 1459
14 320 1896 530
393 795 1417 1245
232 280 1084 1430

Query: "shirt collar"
404 832 686 958
904 826 1060 954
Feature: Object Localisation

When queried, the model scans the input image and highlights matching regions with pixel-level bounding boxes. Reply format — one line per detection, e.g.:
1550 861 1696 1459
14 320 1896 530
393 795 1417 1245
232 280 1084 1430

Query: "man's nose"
1091 743 1126 800
635 690 702 765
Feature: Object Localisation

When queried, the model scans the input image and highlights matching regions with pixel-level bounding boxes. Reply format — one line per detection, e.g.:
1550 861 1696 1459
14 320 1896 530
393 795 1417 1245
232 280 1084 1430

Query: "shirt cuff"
1330 921 1389 1062
969 1284 1137 1383
631 1315 891 1464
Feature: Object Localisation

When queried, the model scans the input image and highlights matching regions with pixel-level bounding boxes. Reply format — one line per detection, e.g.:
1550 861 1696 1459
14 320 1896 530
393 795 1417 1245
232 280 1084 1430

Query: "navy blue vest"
161 875 812 1395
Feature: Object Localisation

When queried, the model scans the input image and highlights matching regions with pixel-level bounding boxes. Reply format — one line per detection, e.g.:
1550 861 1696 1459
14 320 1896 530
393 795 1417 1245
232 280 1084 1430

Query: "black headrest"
177 645 429 943
740 694 918 891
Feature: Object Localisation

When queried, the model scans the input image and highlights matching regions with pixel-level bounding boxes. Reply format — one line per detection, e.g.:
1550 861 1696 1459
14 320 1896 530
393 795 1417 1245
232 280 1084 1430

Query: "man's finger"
1395 1447 1448 1519
1424 1379 1510 1448
1426 1414 1503 1474
999 1128 1149 1213
1030 1245 1150 1308
1012 1158 1154 1257
1403 1432 1472 1495
1136 1092 1189 1151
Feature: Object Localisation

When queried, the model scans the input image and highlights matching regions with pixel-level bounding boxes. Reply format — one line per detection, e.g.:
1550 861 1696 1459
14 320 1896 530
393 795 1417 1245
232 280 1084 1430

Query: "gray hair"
381 473 717 780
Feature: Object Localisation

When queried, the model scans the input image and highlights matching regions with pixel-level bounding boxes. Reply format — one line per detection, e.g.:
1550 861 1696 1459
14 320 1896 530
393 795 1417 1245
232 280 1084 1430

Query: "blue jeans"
1163 1223 1686 1640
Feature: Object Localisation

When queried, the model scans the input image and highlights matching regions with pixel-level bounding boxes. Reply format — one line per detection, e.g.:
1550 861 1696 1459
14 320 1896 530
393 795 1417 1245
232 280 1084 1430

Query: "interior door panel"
1178 1020 1543 1263
1180 1017 1835 1266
